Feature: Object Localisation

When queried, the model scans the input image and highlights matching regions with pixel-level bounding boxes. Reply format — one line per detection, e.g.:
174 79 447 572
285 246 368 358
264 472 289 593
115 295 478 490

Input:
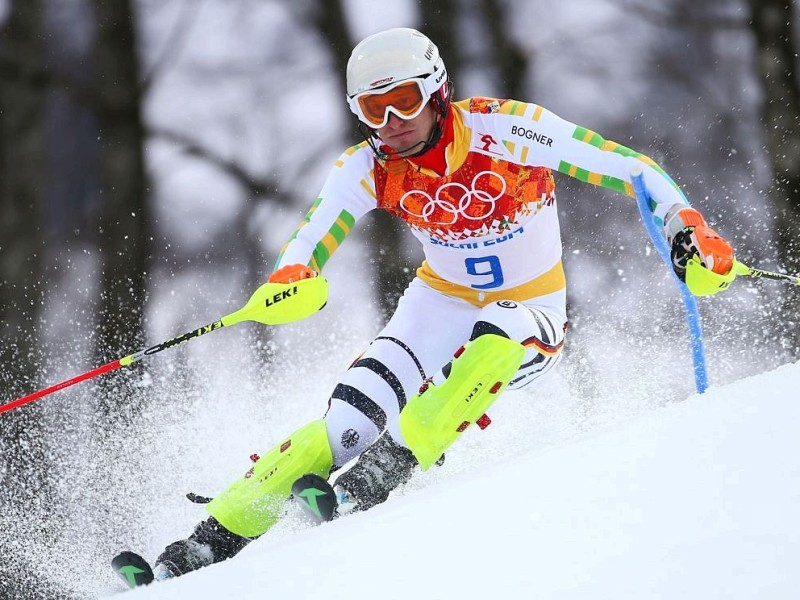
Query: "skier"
146 27 735 580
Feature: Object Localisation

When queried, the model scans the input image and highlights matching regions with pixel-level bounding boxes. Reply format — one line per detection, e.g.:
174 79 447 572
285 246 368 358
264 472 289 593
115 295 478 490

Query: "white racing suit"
276 97 689 468
153 99 697 578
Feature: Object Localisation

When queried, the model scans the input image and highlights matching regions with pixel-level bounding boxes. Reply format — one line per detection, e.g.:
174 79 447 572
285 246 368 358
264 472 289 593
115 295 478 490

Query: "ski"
291 473 339 524
111 550 155 589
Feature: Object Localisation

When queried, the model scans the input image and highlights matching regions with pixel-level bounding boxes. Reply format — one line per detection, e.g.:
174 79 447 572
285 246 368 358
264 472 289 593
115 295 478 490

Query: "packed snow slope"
121 361 800 600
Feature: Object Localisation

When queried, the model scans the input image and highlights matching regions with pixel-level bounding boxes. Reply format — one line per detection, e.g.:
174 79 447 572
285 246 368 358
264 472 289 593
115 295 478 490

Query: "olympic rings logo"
399 170 507 225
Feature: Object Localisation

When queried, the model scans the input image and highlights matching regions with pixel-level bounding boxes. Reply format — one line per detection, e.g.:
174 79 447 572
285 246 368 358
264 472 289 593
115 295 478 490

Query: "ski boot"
334 431 418 514
152 516 250 579
291 431 419 524
153 419 334 577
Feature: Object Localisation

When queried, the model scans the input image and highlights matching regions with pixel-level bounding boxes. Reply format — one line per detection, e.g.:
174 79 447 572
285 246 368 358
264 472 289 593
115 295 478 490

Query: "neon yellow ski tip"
221 276 329 326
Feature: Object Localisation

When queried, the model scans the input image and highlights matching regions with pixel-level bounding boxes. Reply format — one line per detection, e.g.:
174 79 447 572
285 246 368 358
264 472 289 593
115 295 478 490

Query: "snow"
118 361 800 599
3 4 793 598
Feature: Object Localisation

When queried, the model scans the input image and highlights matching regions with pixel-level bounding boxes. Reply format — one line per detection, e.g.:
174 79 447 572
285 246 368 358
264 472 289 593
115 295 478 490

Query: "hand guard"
268 264 318 284
665 205 732 272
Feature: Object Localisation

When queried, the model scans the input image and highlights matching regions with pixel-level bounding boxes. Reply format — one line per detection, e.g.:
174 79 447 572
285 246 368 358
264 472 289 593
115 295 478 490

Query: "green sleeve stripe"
305 197 324 218
329 221 348 245
572 126 605 148
599 174 630 195
557 160 632 196
309 209 355 271
570 126 688 201
275 198 340 272
273 199 321 267
339 209 356 230
312 242 330 269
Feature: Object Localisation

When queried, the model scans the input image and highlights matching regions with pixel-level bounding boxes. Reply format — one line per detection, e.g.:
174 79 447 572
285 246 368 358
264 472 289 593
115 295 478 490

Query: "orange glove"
666 207 733 280
268 264 318 284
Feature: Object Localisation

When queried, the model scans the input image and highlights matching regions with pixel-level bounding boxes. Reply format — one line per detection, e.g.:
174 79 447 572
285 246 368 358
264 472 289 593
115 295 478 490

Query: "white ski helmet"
346 28 451 157
346 28 447 97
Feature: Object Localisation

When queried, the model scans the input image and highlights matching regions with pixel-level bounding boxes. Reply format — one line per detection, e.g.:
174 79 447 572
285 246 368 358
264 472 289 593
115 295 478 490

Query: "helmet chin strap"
359 111 446 162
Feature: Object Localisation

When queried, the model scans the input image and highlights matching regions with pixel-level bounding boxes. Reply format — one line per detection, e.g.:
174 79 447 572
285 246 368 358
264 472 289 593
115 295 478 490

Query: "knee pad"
472 300 566 390
399 334 525 470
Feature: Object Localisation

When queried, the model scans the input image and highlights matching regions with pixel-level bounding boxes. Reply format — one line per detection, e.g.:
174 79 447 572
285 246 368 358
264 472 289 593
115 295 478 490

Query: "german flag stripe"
521 336 564 357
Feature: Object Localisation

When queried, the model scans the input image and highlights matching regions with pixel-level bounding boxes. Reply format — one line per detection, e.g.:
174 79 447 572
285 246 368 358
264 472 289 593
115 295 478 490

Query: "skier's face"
376 103 437 157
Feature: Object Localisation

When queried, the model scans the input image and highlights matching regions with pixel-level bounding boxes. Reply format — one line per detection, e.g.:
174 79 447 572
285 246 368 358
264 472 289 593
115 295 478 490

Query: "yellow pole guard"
684 257 740 296
221 276 328 326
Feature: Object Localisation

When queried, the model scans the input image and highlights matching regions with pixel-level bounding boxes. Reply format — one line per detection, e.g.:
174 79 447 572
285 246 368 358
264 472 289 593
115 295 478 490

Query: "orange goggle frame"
348 72 442 128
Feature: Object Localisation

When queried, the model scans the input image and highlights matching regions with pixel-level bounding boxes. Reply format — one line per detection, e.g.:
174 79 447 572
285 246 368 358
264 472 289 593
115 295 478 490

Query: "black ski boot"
153 516 251 579
333 431 419 514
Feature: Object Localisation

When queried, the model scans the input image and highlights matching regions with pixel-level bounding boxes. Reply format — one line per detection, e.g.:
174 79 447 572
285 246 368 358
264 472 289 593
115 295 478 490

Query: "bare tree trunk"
0 3 44 397
90 0 151 416
480 0 530 99
419 0 459 78
748 0 800 354
0 2 67 596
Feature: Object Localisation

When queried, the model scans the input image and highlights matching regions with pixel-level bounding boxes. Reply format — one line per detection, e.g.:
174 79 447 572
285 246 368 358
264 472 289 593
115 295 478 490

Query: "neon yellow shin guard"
207 419 333 538
399 334 525 471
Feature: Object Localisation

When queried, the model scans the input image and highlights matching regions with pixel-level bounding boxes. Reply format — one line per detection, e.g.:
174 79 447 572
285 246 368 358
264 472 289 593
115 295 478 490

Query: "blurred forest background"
0 0 798 597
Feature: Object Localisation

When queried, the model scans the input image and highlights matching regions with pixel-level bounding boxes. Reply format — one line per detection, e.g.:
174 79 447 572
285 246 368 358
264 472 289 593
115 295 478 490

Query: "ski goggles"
347 71 444 128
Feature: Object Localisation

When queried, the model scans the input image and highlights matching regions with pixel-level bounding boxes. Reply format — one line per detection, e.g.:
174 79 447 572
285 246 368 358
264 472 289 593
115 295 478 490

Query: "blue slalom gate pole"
630 166 708 393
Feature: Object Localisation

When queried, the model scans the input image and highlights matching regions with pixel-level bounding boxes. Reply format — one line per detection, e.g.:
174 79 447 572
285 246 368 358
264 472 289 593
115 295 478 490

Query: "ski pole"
678 243 799 295
0 276 328 414
630 165 709 394
733 261 800 286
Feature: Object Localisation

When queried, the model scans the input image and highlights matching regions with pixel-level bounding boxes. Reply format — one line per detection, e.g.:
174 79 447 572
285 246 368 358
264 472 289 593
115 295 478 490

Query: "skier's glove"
268 264 319 284
258 264 327 323
665 206 734 295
